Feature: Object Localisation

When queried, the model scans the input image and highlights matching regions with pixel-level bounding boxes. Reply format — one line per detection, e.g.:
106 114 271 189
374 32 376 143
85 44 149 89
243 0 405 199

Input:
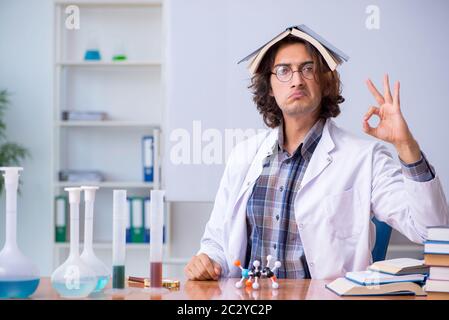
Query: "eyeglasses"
271 63 315 82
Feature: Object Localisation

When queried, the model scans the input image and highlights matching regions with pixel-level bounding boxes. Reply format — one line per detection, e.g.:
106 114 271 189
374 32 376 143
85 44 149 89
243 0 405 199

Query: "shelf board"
55 242 155 250
56 61 161 67
55 0 162 7
55 181 155 188
54 242 189 265
57 120 160 128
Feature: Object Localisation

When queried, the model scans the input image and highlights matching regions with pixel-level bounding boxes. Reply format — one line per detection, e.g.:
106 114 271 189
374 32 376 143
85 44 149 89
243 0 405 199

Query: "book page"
248 30 291 74
376 258 424 269
290 28 338 71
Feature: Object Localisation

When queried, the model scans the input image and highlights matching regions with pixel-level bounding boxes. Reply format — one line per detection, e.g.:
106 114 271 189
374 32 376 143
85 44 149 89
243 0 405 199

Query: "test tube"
149 190 165 289
112 190 127 290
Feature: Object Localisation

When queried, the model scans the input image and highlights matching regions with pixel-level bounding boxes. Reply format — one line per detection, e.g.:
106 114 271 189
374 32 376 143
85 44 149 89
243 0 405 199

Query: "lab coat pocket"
324 188 363 240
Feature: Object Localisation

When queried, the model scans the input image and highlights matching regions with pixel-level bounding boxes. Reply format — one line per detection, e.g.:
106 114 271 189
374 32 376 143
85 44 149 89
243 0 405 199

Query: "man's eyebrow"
273 60 314 68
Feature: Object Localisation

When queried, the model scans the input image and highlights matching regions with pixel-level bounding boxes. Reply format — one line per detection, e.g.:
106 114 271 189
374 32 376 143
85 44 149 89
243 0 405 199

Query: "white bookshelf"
58 120 160 128
57 61 161 67
51 0 178 278
54 181 155 188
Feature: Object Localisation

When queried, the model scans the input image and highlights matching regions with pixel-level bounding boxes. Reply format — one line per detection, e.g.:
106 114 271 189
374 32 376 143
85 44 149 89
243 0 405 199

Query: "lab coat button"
298 223 304 229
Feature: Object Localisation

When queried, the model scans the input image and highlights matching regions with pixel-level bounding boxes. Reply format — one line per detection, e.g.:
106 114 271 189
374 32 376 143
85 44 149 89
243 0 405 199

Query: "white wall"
0 0 53 275
165 0 449 201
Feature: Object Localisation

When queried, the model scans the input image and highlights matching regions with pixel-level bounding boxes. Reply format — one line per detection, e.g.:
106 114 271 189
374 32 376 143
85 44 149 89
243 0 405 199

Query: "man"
184 34 449 280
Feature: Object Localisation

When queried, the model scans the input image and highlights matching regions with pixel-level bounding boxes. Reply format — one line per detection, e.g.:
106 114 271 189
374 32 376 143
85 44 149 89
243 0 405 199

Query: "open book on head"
237 24 349 75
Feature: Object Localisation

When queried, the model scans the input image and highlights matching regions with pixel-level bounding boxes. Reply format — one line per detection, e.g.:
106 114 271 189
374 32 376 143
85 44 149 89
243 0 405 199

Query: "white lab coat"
198 119 449 279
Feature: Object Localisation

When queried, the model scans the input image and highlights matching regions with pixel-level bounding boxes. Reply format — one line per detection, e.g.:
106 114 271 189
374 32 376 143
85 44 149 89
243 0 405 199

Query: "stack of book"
424 226 449 299
326 258 428 296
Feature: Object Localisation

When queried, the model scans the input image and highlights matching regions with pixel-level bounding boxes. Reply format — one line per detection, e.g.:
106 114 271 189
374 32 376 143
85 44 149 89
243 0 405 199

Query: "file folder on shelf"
142 136 154 182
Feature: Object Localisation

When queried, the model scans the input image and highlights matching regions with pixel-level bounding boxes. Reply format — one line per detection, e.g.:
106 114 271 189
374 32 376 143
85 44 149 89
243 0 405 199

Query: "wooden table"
29 278 430 300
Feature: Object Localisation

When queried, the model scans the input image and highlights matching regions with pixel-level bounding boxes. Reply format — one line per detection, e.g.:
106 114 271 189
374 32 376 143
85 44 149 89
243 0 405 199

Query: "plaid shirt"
245 118 435 279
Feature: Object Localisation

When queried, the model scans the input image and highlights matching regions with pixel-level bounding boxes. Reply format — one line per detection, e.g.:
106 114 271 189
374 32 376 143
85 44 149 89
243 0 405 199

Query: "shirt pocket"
323 188 363 240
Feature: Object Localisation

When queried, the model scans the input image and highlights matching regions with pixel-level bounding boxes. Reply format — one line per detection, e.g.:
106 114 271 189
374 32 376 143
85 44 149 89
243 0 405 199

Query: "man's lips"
289 91 307 99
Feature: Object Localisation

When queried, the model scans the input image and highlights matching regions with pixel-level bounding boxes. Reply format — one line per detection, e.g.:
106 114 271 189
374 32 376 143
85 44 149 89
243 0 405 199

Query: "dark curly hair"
249 35 345 128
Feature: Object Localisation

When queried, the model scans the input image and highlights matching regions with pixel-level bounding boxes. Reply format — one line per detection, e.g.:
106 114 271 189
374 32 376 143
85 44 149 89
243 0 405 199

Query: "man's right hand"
184 253 222 281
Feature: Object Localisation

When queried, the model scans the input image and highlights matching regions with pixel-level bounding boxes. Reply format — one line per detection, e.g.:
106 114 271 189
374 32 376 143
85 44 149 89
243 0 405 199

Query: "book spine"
425 240 449 244
144 197 151 243
126 197 132 243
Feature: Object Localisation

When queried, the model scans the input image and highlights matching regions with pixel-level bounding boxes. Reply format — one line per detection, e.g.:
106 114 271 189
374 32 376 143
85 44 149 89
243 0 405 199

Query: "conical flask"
80 186 110 292
0 167 40 298
51 187 97 298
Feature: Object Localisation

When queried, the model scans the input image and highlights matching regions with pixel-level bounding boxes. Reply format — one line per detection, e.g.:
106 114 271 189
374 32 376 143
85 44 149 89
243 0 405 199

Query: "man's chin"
282 104 318 117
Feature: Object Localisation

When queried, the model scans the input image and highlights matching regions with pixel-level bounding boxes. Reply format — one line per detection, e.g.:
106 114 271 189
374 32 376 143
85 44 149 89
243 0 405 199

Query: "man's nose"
291 70 305 87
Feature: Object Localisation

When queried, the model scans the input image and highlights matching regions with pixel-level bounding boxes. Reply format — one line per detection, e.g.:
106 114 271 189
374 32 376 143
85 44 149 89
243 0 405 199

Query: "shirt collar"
276 117 325 160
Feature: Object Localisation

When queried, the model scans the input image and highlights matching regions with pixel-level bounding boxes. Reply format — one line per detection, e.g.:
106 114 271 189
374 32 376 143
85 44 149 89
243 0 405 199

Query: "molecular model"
234 255 281 290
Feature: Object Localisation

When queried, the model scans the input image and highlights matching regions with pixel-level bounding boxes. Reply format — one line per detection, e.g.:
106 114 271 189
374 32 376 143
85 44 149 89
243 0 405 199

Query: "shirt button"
273 244 277 250
279 186 284 192
276 215 280 221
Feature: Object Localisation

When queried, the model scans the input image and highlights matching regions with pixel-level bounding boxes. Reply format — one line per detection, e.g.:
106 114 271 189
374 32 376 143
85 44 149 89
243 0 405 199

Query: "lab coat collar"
301 118 336 188
265 117 335 159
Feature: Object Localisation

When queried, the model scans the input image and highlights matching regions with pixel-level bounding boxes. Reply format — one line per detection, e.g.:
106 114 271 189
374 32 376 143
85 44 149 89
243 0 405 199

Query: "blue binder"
142 136 154 182
126 197 132 243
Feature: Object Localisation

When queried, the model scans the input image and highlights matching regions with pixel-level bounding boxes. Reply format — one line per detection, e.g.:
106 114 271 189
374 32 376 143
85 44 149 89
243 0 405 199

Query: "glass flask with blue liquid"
51 187 97 298
80 186 110 293
0 167 40 298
